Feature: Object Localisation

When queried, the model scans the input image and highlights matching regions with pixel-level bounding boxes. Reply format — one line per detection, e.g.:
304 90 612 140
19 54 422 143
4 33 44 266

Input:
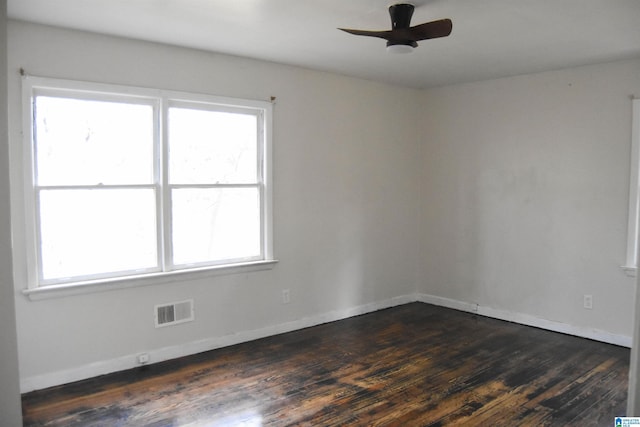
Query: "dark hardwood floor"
22 302 629 426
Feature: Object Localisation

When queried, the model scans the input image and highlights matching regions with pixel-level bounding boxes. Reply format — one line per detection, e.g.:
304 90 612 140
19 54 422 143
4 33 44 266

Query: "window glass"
168 107 258 184
39 189 158 281
171 187 261 265
624 99 640 274
35 96 154 186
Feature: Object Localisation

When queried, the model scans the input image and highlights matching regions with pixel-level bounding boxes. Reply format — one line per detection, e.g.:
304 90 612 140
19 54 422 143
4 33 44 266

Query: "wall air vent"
154 299 194 328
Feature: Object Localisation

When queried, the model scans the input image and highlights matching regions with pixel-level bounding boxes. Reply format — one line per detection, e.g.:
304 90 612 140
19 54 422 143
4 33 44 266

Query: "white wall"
8 21 422 391
0 3 23 426
420 59 640 340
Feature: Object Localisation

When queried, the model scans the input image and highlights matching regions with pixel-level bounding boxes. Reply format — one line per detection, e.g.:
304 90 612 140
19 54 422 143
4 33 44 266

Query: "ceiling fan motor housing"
388 4 418 48
390 4 415 31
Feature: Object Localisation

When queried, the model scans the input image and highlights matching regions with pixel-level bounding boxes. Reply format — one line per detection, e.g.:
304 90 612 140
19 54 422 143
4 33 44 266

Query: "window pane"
171 188 261 265
35 96 154 186
39 189 158 281
168 108 258 184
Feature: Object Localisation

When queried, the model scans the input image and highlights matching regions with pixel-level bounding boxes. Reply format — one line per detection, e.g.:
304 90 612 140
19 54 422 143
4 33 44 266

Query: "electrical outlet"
282 289 290 304
583 294 593 310
137 353 150 365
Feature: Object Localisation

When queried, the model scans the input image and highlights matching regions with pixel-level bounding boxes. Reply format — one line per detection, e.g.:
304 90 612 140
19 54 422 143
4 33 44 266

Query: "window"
624 98 640 276
22 77 274 289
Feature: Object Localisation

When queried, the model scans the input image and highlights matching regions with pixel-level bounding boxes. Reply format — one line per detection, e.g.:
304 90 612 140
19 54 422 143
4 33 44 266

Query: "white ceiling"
8 0 640 89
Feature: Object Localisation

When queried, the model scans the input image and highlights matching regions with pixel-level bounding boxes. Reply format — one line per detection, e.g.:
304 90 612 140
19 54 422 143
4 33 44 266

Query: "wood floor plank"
22 303 629 426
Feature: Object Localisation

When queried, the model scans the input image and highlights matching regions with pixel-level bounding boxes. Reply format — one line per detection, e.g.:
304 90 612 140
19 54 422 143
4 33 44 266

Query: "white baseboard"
21 292 630 393
415 293 632 348
20 294 415 393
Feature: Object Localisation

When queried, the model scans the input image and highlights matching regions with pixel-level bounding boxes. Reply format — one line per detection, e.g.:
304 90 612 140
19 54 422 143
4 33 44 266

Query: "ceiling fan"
339 3 452 54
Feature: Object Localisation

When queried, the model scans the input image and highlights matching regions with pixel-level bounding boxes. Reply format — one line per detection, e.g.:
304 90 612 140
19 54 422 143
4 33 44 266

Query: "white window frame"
19 76 275 298
624 98 640 277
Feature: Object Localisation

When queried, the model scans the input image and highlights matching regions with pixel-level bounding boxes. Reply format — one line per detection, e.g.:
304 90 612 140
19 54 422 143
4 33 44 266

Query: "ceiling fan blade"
407 19 453 41
338 28 392 40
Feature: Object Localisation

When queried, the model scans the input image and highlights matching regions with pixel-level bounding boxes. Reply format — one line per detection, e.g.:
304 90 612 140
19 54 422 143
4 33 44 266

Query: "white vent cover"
154 299 194 328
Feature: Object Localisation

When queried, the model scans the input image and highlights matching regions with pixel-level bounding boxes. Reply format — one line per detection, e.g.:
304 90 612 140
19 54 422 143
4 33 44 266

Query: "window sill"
22 259 279 301
622 265 637 278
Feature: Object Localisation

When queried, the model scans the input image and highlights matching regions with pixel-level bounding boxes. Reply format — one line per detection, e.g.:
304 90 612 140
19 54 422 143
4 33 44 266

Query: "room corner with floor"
21 303 630 425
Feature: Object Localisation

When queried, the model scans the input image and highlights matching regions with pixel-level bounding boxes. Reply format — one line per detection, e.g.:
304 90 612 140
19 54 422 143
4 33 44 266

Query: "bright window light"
22 77 273 288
